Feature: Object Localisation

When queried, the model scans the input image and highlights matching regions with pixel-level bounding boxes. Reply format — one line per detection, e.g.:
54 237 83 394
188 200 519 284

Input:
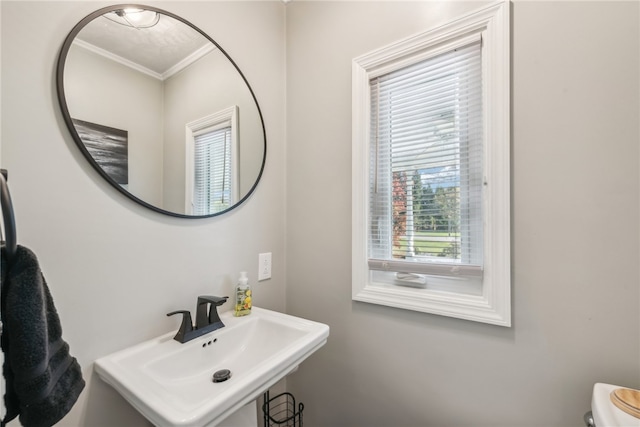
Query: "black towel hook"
0 168 17 262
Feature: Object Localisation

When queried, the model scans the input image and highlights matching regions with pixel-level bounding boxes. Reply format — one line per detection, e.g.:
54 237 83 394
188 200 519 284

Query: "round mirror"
56 5 266 218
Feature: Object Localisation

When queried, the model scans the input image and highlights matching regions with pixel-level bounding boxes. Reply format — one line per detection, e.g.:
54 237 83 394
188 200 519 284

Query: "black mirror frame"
56 4 267 218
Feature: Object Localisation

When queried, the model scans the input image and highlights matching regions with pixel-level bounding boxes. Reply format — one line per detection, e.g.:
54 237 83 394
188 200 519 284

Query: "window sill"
353 279 511 327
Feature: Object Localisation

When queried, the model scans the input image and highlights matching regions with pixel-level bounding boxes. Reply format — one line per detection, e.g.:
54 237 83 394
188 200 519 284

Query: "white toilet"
588 383 640 427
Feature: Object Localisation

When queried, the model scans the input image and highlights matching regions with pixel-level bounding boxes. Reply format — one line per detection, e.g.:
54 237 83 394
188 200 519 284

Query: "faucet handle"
208 296 228 324
198 295 229 306
167 310 193 343
196 296 228 328
196 296 228 329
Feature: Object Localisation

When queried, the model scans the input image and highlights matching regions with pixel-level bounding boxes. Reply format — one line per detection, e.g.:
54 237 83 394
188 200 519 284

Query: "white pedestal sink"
94 307 329 426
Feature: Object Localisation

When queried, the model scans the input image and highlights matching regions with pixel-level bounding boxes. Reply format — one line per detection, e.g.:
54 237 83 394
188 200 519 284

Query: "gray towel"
1 245 85 427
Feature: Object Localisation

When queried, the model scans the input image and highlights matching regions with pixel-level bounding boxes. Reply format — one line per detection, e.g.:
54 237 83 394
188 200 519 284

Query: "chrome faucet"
167 295 228 343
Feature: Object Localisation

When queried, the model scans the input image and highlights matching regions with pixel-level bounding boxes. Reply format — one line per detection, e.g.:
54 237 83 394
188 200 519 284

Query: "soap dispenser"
234 272 252 317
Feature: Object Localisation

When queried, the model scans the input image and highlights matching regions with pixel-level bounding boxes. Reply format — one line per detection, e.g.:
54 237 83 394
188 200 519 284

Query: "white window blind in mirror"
368 39 483 279
185 105 239 216
193 124 232 215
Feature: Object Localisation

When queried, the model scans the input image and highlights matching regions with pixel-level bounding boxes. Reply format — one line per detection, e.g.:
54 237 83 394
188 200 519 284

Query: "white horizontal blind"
369 39 483 277
193 124 232 215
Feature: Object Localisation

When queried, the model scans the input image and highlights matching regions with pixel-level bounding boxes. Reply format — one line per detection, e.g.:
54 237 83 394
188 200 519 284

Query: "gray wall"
285 1 639 426
1 1 286 425
65 44 164 206
1 1 638 427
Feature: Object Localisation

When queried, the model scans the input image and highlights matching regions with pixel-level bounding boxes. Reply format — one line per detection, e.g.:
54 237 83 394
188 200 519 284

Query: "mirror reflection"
58 6 266 217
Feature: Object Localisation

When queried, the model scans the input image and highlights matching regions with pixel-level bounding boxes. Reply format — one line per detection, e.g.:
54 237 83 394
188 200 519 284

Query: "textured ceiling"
76 10 211 76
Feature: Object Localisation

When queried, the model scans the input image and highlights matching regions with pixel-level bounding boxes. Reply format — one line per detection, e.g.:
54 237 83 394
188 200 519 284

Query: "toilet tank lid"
592 383 640 427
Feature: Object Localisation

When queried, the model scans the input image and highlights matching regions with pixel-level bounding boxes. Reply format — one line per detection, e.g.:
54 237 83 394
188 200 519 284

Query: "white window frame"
352 1 511 326
185 106 239 215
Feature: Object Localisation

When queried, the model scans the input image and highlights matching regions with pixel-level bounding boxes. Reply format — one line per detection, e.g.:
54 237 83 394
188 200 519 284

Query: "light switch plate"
258 253 272 281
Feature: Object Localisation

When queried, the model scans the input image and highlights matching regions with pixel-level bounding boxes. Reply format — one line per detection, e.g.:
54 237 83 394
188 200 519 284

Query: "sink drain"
212 369 231 383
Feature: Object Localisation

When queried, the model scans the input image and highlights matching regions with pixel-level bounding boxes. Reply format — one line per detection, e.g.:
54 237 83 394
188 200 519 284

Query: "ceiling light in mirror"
105 9 160 29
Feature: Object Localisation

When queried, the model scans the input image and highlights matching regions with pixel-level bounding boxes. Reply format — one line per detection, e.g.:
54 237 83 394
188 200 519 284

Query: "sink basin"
94 307 329 426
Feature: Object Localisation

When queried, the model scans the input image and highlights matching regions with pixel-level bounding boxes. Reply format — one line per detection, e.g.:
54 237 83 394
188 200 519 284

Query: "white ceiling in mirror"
75 8 213 79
